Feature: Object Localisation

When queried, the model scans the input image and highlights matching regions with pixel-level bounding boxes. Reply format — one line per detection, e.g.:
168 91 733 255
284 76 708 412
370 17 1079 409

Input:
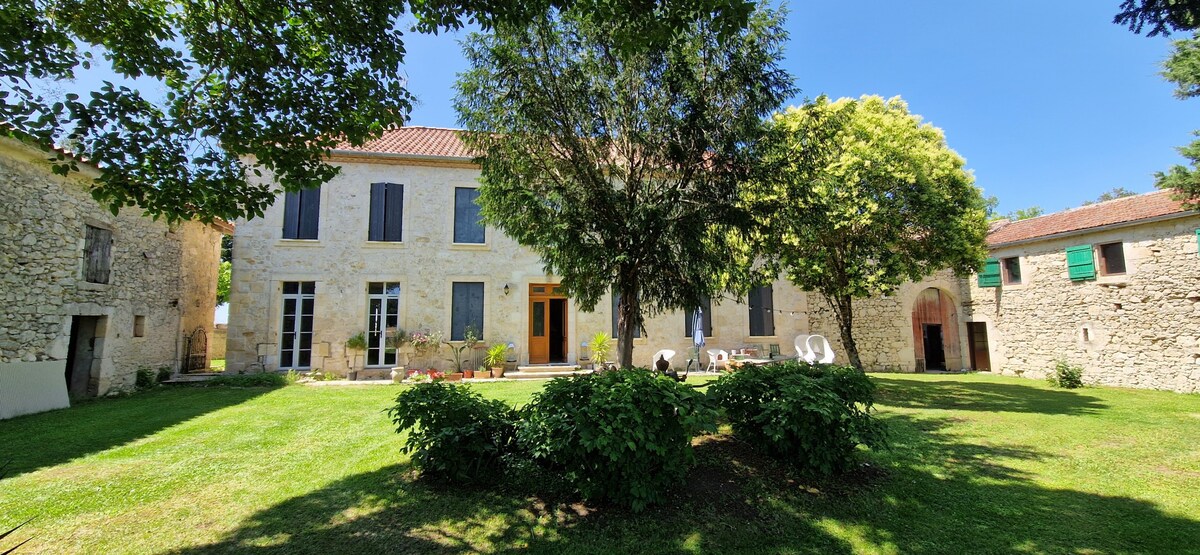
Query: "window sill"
449 243 490 251
362 241 406 249
1096 274 1129 286
78 281 111 291
1002 281 1028 289
276 239 322 248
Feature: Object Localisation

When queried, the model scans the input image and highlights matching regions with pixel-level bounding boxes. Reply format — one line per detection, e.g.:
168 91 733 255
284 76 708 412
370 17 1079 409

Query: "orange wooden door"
529 296 549 364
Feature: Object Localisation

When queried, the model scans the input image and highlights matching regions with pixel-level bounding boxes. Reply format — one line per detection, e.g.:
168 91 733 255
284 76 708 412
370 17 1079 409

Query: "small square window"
1001 257 1022 285
1098 242 1126 275
133 315 146 337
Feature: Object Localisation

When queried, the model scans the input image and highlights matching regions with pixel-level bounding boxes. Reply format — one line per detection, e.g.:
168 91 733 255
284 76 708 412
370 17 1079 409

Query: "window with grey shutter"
368 183 404 242
83 225 112 284
453 187 485 244
748 285 775 337
451 282 485 340
684 297 713 337
282 187 321 240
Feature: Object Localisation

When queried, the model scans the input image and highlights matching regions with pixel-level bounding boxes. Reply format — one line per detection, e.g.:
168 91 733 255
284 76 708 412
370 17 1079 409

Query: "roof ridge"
397 125 464 132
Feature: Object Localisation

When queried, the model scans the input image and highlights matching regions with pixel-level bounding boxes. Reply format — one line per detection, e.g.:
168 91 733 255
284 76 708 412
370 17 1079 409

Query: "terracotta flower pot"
491 366 505 378
446 372 464 382
463 369 475 379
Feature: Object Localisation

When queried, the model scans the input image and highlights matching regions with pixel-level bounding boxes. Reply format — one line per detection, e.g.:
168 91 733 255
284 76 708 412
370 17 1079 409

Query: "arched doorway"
911 288 961 371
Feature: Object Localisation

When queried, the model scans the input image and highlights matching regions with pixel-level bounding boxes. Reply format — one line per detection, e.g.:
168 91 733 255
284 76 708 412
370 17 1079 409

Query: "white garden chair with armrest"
806 335 835 364
794 334 814 363
706 349 728 371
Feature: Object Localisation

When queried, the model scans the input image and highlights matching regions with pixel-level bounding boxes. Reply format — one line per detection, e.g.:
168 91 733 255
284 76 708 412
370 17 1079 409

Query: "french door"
280 282 315 369
367 282 402 367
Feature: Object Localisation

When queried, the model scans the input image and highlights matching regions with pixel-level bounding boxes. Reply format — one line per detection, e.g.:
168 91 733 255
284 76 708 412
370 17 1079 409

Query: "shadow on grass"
873 377 1107 415
0 386 270 477
159 414 1200 554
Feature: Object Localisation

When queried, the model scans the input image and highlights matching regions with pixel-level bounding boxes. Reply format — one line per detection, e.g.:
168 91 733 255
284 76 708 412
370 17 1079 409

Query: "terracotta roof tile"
987 190 1190 246
332 126 475 158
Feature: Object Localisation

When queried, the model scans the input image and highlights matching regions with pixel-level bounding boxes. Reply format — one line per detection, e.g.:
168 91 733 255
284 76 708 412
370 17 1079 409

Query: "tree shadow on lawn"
0 386 271 477
873 376 1107 415
159 415 1200 554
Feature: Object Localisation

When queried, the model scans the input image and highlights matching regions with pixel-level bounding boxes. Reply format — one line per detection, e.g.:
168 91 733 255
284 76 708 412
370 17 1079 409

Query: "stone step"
505 369 593 380
515 364 582 373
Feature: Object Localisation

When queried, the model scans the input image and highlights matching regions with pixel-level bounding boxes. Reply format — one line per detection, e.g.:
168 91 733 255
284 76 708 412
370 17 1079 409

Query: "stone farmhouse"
0 136 229 419
962 192 1200 392
225 127 1200 393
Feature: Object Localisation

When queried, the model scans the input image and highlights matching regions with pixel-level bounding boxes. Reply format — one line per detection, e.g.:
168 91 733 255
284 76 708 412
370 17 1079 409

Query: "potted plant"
345 331 368 380
476 365 490 379
409 329 443 370
484 342 509 378
589 331 613 371
444 326 480 379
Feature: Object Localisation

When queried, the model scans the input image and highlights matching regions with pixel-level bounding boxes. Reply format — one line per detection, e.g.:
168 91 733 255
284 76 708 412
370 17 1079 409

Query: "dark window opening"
368 183 404 242
684 297 713 337
450 282 484 341
1002 257 1022 285
1098 242 1126 275
133 315 145 337
283 187 321 240
453 187 485 244
748 285 775 337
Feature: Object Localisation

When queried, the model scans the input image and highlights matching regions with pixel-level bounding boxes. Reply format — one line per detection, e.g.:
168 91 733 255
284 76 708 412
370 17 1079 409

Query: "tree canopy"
454 4 793 366
1082 186 1138 205
1114 0 1200 208
743 95 989 369
1 0 756 222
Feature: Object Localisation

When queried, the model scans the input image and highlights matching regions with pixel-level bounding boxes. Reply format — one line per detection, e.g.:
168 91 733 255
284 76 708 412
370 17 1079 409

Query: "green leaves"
454 3 793 365
518 369 717 511
744 95 989 367
388 382 518 483
709 361 886 474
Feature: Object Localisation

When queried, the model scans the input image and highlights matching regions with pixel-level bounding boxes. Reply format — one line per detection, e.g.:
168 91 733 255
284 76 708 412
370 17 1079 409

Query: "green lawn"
208 359 225 371
1 374 1198 554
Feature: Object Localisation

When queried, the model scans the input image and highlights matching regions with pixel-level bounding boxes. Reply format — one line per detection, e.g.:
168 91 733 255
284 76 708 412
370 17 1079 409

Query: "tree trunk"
616 270 641 368
826 293 863 369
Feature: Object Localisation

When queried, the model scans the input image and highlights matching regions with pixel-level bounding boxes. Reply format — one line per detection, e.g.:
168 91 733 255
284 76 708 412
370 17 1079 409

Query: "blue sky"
397 1 1195 216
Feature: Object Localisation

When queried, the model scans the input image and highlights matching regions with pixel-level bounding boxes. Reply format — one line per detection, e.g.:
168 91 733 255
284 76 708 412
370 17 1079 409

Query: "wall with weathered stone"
226 155 821 374
209 324 228 360
805 271 971 372
963 216 1200 393
0 137 224 411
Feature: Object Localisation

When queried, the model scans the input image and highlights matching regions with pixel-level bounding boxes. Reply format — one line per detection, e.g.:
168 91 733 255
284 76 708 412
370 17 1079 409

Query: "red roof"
332 126 474 159
987 190 1190 246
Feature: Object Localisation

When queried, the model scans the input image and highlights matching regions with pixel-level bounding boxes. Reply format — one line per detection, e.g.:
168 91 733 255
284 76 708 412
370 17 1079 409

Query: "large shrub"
518 368 716 511
389 382 517 483
709 361 885 474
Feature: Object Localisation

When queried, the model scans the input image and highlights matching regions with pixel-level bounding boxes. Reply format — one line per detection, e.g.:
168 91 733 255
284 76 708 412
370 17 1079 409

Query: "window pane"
301 282 315 295
1101 243 1126 274
534 302 545 337
368 282 383 295
385 283 402 296
1003 258 1022 284
284 282 298 295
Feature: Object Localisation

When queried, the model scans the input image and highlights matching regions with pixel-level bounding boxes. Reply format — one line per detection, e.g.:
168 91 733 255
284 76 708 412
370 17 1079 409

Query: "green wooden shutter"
977 258 1001 287
1066 245 1096 281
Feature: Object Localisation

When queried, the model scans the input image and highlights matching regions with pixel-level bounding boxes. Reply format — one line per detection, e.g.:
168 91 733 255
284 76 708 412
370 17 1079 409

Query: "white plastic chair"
794 334 813 362
650 349 676 369
806 335 835 364
705 349 728 371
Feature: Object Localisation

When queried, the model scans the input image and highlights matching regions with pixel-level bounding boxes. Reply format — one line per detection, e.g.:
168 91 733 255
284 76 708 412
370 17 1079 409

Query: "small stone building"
963 192 1200 392
0 136 230 418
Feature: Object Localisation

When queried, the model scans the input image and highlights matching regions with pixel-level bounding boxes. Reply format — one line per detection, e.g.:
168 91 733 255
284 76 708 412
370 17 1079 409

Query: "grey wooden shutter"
684 297 712 337
84 225 112 284
453 188 485 243
749 286 773 336
283 191 301 239
612 292 641 339
368 183 386 241
298 187 321 239
451 282 485 340
385 183 404 241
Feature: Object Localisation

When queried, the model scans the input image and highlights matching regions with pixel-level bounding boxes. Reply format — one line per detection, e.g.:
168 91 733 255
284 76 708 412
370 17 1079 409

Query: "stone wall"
963 216 1200 393
805 271 971 372
226 155 817 374
0 137 224 411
